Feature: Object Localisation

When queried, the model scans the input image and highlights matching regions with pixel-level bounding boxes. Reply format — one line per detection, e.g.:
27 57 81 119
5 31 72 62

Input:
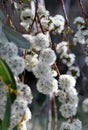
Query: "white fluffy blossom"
20 8 35 30
38 5 49 18
59 103 77 118
50 15 65 33
17 82 33 104
56 41 68 56
7 56 25 75
82 98 88 112
39 48 56 65
33 33 50 50
59 74 76 90
61 53 75 67
67 66 80 79
74 16 85 29
37 76 58 94
32 61 51 78
25 54 38 72
60 122 75 130
0 41 18 60
72 119 82 130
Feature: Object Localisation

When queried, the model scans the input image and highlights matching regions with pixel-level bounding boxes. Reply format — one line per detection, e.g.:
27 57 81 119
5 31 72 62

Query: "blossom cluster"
56 41 80 79
0 20 33 130
56 74 82 130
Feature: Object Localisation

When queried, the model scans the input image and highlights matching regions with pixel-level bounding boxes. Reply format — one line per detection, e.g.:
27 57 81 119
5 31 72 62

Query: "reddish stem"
51 94 57 130
60 0 69 27
78 0 88 19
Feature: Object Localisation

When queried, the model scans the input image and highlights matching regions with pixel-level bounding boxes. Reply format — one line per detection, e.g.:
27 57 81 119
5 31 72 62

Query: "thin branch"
78 0 88 19
51 94 58 130
60 0 69 27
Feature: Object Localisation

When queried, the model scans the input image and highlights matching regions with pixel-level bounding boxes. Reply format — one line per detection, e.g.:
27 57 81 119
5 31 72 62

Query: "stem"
60 0 69 27
78 0 88 19
51 94 57 130
53 63 60 78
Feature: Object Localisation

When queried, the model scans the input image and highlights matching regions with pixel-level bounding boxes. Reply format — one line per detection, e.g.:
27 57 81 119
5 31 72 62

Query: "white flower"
74 30 85 44
37 76 58 94
0 41 18 60
74 16 85 24
82 98 88 112
56 41 68 55
33 33 50 50
32 61 51 78
20 8 35 25
50 15 65 33
7 56 25 75
72 119 82 130
25 108 32 122
61 53 75 67
39 48 56 65
17 82 33 104
74 16 85 29
38 5 49 17
85 56 88 66
25 54 38 72
59 103 77 118
60 122 75 130
59 74 76 90
67 66 80 79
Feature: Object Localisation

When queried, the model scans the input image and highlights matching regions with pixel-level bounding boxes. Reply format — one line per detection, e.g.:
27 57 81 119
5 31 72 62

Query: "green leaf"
2 25 31 49
0 58 18 103
1 93 11 130
0 9 6 22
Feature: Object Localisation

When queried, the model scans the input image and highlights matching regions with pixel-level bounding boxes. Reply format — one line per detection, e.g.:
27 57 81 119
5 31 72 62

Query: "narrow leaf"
1 93 11 130
0 58 18 103
3 25 31 49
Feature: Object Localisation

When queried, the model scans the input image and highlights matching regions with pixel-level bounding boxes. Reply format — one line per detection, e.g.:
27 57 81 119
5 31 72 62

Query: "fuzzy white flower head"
37 76 58 94
39 48 56 65
51 15 65 33
72 119 82 130
32 61 51 78
56 41 68 55
74 30 85 44
67 66 80 79
7 56 25 75
0 41 18 59
61 53 75 67
25 107 32 122
25 54 38 72
60 122 75 130
33 33 50 50
59 74 76 90
85 56 88 66
20 8 35 24
59 103 77 118
82 98 88 112
17 82 33 104
38 5 49 17
74 16 85 29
